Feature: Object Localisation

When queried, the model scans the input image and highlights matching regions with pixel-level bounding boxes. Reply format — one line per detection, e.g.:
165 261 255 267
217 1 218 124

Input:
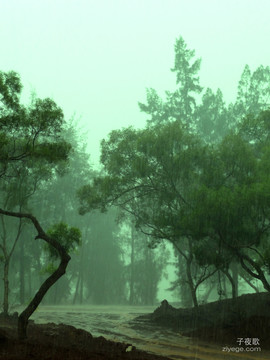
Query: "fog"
1 1 270 166
1 1 270 358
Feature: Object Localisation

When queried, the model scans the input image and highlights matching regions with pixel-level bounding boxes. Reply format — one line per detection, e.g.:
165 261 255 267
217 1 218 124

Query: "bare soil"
139 292 270 349
1 293 270 359
0 315 170 360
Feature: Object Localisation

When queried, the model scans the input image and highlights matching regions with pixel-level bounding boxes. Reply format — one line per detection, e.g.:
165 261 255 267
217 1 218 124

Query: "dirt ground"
1 293 270 359
0 317 170 360
144 292 270 349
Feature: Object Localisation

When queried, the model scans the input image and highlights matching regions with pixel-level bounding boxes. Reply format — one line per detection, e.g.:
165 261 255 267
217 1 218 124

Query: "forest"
0 35 270 357
79 36 270 308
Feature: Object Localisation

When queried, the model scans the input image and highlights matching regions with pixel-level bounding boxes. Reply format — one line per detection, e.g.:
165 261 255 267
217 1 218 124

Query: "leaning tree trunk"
239 252 270 292
0 208 71 340
18 252 70 339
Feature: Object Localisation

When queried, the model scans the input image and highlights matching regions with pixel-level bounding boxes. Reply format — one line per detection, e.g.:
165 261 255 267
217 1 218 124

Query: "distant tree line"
0 71 166 339
1 35 270 329
78 36 270 307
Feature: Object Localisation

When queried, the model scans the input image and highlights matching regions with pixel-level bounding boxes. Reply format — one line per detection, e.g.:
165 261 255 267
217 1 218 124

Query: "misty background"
1 0 270 167
0 0 269 309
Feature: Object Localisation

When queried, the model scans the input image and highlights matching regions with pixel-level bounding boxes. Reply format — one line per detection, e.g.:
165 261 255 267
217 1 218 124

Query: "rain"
0 1 270 359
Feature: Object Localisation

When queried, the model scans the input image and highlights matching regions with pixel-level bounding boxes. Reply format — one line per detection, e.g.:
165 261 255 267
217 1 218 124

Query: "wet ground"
18 305 270 360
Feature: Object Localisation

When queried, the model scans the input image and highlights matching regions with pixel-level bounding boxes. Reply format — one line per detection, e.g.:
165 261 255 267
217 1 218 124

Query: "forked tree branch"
0 207 71 339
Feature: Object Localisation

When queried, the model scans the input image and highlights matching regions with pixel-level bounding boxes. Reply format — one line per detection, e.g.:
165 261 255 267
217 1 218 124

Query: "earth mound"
0 315 170 360
137 293 270 348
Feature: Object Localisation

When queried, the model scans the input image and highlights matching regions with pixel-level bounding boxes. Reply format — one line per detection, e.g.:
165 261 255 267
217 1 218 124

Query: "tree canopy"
78 36 270 306
0 71 79 338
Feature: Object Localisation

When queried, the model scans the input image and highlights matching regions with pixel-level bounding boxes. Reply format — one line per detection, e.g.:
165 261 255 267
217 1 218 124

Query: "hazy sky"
1 0 270 167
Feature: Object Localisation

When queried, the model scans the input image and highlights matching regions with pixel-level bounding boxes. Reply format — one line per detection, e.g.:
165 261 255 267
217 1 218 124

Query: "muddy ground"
141 292 270 349
0 316 170 360
1 292 270 359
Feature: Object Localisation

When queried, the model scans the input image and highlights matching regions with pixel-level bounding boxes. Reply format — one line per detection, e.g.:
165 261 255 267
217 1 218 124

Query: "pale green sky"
1 0 270 166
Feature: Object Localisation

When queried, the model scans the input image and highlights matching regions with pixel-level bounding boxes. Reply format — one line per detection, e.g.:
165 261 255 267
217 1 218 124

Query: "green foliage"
78 107 270 296
78 121 206 239
39 262 58 275
139 36 202 128
0 71 71 179
138 88 166 125
195 88 229 143
235 64 270 121
169 36 203 121
77 35 270 300
139 36 270 148
193 239 227 269
45 222 82 259
0 71 22 110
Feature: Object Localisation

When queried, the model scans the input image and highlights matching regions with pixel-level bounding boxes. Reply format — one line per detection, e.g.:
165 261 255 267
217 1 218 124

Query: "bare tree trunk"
79 268 84 304
73 244 84 305
1 215 22 315
3 258 10 316
0 208 71 340
178 257 192 307
186 257 198 308
19 238 25 305
18 252 70 339
73 272 81 305
186 238 198 308
231 261 238 297
129 224 135 305
222 268 236 299
240 273 260 293
53 282 59 305
28 266 32 299
239 252 270 292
